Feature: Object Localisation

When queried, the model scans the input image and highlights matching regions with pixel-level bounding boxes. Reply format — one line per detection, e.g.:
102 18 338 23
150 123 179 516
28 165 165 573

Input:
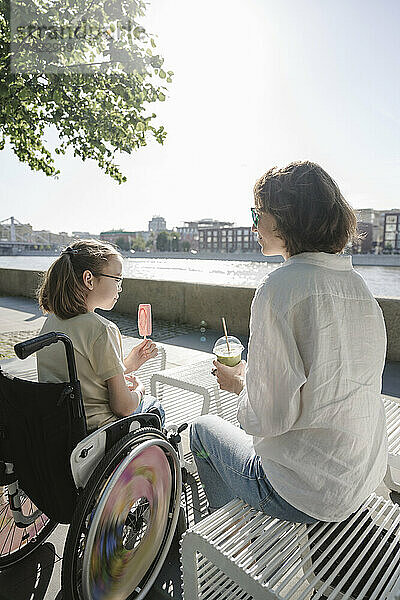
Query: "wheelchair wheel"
0 485 57 569
62 427 182 600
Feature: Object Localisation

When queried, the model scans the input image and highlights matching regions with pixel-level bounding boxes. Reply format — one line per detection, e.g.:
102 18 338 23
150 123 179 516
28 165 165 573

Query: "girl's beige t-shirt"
37 312 125 430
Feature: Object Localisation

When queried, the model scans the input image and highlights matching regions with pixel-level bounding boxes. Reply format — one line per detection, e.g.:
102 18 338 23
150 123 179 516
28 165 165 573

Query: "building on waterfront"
31 230 73 246
148 216 167 233
355 208 400 253
100 229 152 250
176 222 199 250
352 222 373 254
176 219 235 251
383 212 400 253
198 225 259 253
72 231 100 240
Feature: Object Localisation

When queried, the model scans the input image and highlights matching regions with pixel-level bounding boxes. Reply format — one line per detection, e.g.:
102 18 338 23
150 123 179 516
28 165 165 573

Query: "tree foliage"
156 230 169 251
115 235 130 250
0 0 173 182
182 240 190 252
171 231 179 252
131 234 145 251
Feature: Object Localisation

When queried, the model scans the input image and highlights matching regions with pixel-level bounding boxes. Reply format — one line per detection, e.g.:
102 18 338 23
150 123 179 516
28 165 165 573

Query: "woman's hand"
124 339 158 373
212 360 246 395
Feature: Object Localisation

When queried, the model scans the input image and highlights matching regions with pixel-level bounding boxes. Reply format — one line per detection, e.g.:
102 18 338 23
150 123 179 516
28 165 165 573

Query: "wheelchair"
0 331 187 599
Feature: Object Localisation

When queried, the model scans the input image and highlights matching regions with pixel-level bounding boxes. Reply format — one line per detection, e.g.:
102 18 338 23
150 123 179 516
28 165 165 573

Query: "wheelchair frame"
0 332 186 600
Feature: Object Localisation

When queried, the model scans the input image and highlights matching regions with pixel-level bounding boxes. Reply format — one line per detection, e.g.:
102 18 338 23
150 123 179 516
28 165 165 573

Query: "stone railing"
1 267 399 362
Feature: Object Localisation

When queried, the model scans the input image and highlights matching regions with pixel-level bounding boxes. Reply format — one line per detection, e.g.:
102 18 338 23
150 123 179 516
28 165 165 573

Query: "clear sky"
1 0 399 234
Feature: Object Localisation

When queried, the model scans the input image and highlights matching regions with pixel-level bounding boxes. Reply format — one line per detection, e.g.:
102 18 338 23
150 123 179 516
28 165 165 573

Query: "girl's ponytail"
38 239 120 319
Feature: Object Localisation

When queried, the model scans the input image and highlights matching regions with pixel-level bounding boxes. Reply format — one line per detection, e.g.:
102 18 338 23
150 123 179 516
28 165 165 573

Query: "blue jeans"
134 394 165 426
190 415 318 524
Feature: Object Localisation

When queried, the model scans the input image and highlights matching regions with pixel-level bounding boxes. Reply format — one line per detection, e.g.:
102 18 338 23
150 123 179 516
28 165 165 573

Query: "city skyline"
1 0 399 233
2 206 400 238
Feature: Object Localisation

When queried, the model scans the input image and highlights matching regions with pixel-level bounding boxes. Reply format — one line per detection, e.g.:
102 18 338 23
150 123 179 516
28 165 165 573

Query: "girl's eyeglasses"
251 207 260 228
94 273 123 291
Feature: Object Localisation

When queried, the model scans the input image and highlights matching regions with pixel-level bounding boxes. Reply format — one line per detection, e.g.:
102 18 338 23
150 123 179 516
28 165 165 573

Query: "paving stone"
0 329 42 360
98 309 200 341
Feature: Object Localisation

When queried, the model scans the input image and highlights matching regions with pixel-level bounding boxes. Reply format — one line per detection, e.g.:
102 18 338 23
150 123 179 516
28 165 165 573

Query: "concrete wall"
1 267 399 361
0 268 43 299
376 297 400 363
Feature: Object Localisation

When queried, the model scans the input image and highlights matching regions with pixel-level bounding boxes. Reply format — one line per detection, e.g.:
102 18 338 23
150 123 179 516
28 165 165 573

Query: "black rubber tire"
0 486 58 569
62 427 179 600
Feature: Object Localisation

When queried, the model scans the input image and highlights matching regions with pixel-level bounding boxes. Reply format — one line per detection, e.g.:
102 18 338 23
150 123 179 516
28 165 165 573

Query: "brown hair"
253 161 360 256
38 239 121 319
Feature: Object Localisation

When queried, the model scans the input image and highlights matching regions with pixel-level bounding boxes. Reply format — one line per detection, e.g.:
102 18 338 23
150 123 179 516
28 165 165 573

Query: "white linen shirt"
237 252 388 522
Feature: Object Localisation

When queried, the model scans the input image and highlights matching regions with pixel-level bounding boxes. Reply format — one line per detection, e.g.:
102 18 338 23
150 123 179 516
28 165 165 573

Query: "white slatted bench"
181 493 400 600
384 397 400 493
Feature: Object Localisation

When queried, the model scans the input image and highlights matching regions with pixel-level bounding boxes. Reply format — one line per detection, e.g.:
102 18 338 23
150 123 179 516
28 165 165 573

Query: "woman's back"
241 251 388 521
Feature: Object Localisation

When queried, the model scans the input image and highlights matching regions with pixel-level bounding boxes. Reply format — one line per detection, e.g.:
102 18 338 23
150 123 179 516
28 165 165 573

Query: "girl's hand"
212 360 246 395
125 374 145 398
124 339 158 373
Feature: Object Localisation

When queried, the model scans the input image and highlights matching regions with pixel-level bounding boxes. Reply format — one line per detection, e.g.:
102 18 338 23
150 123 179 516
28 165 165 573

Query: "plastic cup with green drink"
213 336 244 367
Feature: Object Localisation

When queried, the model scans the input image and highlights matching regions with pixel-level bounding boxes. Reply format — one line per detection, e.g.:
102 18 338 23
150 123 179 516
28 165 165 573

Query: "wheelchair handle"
14 332 79 383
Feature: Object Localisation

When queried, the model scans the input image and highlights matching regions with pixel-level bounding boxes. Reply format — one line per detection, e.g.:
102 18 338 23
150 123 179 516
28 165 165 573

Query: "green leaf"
0 0 173 183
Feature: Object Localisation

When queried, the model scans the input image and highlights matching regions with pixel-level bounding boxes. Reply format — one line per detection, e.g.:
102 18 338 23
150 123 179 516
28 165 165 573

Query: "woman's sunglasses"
251 207 260 228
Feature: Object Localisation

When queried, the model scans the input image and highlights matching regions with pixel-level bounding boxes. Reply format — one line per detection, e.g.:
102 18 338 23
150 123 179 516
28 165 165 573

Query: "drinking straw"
221 317 231 352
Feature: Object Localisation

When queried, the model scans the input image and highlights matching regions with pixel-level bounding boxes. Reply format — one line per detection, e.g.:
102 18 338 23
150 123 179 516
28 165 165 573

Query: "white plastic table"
150 358 239 427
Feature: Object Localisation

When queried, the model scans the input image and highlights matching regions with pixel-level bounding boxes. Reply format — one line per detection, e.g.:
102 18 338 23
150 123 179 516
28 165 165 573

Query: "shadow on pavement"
0 542 57 600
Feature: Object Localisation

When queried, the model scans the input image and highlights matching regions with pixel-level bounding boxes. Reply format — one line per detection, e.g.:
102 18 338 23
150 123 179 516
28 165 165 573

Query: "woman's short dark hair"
253 161 360 256
38 239 120 319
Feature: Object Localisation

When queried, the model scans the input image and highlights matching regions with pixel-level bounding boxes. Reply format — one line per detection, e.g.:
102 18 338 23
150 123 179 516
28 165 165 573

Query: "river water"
1 256 400 298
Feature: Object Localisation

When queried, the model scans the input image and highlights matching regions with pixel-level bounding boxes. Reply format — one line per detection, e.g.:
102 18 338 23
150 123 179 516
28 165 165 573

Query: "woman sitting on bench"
190 161 387 524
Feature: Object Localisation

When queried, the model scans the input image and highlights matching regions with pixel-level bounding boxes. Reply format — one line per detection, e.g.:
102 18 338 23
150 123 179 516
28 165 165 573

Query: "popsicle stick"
221 317 230 352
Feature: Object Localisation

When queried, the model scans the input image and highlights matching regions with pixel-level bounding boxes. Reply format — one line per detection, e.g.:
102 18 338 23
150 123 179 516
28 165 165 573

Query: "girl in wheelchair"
0 239 186 599
36 239 165 431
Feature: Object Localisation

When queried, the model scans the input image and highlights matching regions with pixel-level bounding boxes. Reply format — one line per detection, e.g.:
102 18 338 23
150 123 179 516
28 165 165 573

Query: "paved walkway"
0 296 399 599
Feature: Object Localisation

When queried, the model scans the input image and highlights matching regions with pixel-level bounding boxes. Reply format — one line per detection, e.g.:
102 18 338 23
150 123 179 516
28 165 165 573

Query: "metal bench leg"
385 464 400 493
181 532 200 599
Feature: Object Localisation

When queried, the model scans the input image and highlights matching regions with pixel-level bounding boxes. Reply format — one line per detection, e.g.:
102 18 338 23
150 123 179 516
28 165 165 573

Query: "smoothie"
213 336 244 367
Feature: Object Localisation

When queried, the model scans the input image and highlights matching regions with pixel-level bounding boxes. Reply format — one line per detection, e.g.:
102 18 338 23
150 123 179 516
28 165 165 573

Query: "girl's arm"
106 373 144 417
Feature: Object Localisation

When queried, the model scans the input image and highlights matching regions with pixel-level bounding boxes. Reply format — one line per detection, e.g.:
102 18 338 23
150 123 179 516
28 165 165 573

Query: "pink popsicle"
138 304 152 338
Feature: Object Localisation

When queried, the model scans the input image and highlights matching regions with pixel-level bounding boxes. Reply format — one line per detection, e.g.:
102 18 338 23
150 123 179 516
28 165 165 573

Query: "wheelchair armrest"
14 332 60 359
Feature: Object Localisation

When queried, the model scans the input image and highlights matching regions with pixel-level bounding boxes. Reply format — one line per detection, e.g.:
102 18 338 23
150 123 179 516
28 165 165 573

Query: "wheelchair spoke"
0 485 55 564
123 498 151 550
